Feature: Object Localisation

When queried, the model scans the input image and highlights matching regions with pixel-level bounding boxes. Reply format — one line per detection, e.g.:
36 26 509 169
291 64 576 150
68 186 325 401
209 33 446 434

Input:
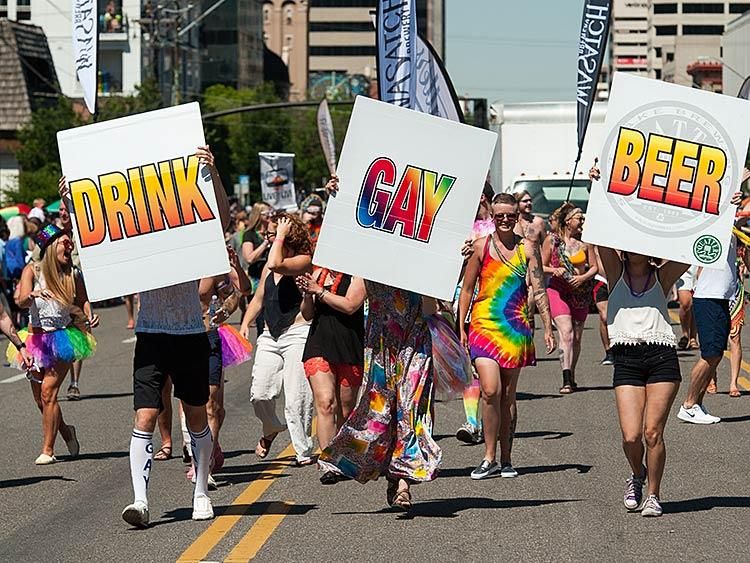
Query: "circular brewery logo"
600 101 736 238
693 234 722 264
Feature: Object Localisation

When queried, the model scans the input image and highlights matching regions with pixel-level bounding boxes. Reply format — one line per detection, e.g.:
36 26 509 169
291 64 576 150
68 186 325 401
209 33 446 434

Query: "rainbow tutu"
6 326 96 370
426 313 473 399
217 324 253 367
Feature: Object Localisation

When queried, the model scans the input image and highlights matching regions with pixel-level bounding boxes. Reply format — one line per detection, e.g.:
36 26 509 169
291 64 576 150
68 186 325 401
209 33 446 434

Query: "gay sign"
583 73 750 268
313 96 497 299
57 103 229 300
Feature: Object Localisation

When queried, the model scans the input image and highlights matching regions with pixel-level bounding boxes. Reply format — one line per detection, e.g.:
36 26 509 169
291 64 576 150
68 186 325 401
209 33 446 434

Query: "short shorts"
547 286 588 323
133 332 210 410
612 343 681 387
303 357 363 388
693 298 730 359
207 329 223 386
593 280 609 304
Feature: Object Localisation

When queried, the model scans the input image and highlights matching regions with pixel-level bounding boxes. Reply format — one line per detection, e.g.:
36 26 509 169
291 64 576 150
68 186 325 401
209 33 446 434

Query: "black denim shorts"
612 343 681 387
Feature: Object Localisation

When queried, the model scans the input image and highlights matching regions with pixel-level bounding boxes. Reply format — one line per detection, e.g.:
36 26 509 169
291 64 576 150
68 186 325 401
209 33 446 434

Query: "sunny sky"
445 0 586 105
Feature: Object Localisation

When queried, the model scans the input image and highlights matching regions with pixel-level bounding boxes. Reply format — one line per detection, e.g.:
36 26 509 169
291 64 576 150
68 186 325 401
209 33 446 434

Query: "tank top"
29 268 72 332
302 273 365 365
607 268 676 347
263 274 304 338
136 281 205 335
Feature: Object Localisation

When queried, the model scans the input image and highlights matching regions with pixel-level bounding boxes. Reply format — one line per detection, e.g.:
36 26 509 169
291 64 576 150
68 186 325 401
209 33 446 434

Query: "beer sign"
583 73 750 268
57 103 230 301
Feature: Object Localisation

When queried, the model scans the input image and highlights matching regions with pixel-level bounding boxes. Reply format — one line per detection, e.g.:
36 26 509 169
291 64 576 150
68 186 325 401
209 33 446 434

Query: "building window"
310 0 376 6
285 34 293 46
285 6 293 25
730 3 750 13
310 45 377 56
683 25 725 35
310 21 374 32
666 52 675 62
682 3 724 13
652 3 677 13
655 69 662 79
655 47 662 57
655 25 677 36
263 4 271 24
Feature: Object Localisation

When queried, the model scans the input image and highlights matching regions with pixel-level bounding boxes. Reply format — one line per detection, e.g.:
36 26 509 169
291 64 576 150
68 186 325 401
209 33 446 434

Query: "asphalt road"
1 304 750 562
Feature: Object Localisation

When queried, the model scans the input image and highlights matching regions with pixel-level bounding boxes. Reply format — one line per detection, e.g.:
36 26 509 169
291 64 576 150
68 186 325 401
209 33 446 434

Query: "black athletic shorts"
612 343 681 387
207 329 223 386
133 332 211 410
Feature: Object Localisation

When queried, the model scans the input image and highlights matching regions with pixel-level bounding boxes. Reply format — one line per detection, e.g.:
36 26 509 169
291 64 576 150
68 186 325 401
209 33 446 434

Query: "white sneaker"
35 454 57 465
122 501 149 528
192 493 214 521
698 404 721 423
677 404 720 424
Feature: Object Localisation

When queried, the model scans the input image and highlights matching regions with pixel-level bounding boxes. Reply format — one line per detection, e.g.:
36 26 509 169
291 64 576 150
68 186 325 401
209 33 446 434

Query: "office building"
722 10 750 96
648 0 748 86
263 0 309 100
610 0 649 76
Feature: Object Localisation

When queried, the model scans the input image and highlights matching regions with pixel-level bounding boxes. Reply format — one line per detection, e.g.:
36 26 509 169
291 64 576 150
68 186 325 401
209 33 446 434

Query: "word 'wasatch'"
356 157 456 243
608 127 726 215
70 154 215 247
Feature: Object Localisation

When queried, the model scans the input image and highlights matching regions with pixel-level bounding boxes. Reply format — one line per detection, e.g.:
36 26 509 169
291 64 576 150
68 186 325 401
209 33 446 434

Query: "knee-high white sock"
190 426 213 498
130 429 153 505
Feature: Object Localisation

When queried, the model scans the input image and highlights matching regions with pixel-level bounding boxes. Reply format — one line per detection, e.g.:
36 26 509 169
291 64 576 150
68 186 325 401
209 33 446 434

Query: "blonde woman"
9 225 98 464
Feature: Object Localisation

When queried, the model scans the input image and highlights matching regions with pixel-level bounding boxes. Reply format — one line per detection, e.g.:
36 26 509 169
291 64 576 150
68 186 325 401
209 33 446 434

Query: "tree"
8 81 162 205
9 99 82 204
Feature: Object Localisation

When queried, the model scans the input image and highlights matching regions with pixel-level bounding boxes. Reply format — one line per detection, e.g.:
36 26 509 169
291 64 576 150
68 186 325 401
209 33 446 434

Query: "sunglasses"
494 213 519 221
265 231 277 239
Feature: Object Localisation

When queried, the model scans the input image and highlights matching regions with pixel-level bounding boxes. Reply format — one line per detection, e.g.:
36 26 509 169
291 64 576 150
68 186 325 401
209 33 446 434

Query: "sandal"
294 457 316 467
559 385 574 395
688 338 699 350
706 380 717 394
386 479 398 507
730 388 741 398
677 336 689 350
154 445 172 461
392 488 412 512
255 432 278 459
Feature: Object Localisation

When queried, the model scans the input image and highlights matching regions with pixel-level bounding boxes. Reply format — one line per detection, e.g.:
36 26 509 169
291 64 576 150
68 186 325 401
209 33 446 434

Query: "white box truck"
488 101 607 218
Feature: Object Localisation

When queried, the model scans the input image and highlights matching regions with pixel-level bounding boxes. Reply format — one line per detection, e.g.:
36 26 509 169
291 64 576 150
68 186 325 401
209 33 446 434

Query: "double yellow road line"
177 443 296 563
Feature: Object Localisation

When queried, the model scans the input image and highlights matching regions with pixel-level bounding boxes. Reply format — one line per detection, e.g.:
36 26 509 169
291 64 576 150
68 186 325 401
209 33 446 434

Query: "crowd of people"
7 148 750 525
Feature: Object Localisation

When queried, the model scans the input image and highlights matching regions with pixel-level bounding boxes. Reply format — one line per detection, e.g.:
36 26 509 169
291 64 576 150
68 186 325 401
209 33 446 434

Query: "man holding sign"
58 104 231 527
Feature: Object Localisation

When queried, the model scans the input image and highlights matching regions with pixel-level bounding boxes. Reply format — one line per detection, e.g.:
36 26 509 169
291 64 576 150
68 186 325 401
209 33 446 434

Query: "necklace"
624 265 654 298
490 234 526 278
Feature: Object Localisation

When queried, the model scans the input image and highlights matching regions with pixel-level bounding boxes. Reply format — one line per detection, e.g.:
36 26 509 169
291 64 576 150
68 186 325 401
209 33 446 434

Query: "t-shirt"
694 237 738 301
136 281 205 335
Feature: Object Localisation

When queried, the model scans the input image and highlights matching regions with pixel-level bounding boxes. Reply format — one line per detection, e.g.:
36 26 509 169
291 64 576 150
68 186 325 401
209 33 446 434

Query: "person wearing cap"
9 224 98 465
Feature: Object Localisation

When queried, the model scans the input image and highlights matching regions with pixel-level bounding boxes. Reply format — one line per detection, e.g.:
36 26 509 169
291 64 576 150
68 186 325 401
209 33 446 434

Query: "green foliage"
202 83 353 203
95 79 162 121
9 99 81 204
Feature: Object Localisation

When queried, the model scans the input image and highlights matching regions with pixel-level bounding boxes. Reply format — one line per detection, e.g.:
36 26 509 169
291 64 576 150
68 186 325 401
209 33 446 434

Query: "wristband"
14 342 25 351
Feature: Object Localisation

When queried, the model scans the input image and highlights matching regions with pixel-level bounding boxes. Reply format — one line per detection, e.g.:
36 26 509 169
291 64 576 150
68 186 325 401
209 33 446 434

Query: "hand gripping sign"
313 96 497 300
57 103 230 301
583 73 750 268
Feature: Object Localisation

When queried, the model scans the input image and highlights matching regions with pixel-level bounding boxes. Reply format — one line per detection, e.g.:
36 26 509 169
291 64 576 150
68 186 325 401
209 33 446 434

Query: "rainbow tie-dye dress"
469 237 536 368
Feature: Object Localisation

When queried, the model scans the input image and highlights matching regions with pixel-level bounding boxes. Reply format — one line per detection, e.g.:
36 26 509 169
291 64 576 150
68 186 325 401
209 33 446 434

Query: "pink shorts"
547 286 588 323
303 357 363 388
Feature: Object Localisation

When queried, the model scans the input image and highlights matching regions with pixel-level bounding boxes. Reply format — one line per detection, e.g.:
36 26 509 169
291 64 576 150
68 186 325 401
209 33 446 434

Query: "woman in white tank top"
599 247 688 518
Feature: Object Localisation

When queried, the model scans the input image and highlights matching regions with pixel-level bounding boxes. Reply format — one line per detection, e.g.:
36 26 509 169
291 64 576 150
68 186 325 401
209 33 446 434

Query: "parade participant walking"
240 213 314 465
318 176 471 512
188 247 253 486
725 239 748 398
599 246 687 517
459 193 556 480
514 190 546 244
296 268 365 483
678 238 742 424
61 145 231 528
9 224 98 465
456 182 496 445
542 203 597 393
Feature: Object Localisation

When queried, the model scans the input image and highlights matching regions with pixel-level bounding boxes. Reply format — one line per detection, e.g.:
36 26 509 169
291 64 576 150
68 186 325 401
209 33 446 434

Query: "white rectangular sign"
313 96 498 300
259 152 297 211
57 103 230 301
583 73 750 268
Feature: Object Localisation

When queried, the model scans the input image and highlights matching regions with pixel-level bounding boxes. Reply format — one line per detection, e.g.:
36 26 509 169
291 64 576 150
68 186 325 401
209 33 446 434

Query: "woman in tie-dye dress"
458 193 556 480
319 177 472 511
